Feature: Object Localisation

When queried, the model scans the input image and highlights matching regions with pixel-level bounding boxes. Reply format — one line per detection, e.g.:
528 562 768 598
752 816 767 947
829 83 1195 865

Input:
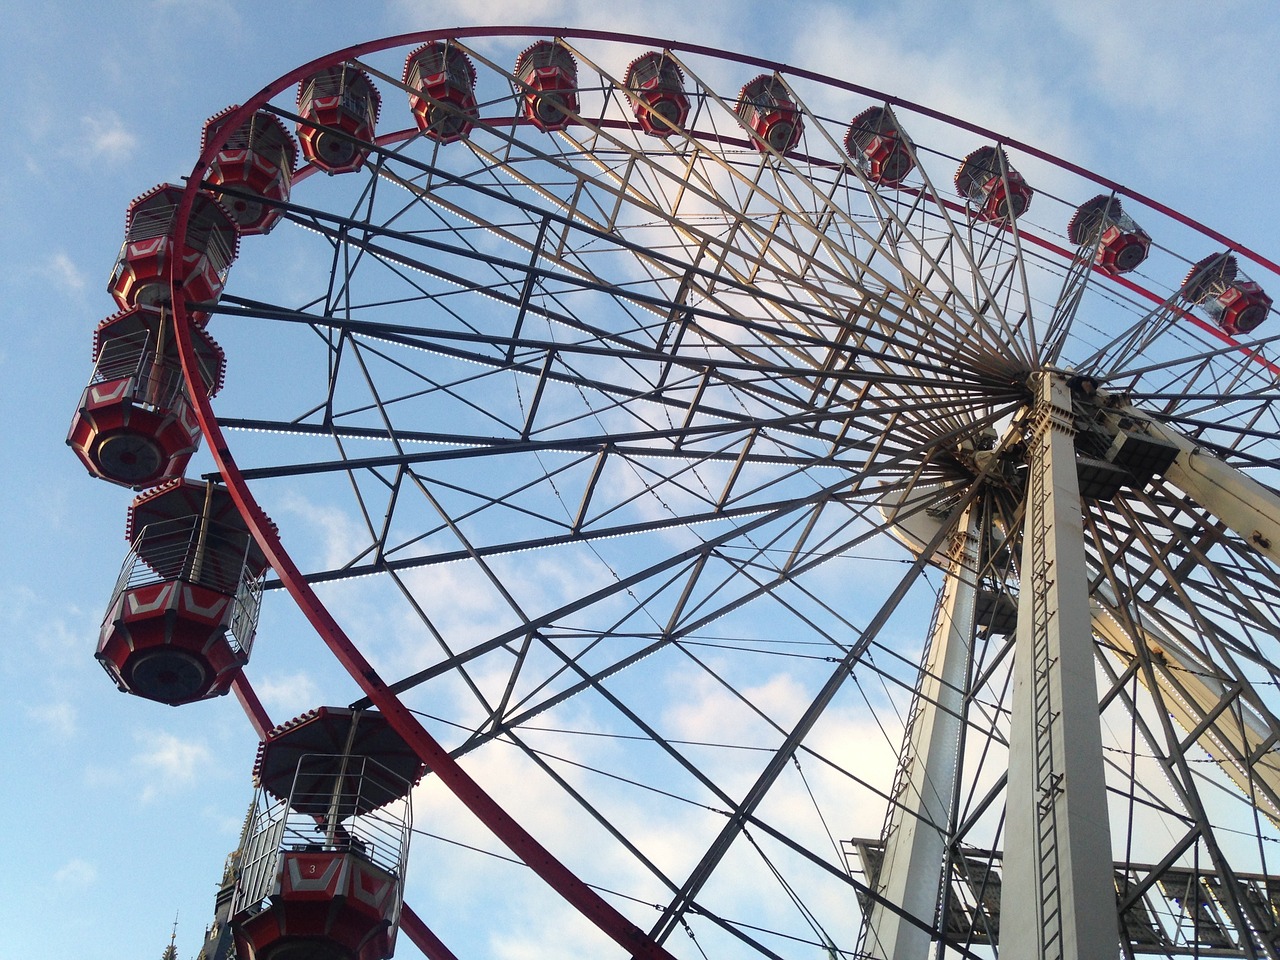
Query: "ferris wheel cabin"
954 145 1033 223
1182 253 1273 335
514 41 579 132
230 708 421 960
736 74 803 154
96 480 269 705
202 106 298 236
623 51 690 137
403 43 478 143
67 305 225 488
845 106 915 187
108 184 239 313
1068 194 1151 275
296 66 381 175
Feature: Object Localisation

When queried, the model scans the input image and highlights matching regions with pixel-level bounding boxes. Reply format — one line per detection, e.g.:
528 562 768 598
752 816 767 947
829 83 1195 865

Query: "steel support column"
864 504 980 959
1004 373 1119 959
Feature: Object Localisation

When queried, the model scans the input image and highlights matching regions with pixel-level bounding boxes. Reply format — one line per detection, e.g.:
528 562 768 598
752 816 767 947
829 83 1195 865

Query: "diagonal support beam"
648 479 983 944
1105 401 1280 566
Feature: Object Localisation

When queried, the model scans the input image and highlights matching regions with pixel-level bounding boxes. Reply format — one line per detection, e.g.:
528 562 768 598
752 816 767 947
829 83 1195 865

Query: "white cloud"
795 4 1080 163
53 858 98 888
81 112 138 166
149 0 246 39
393 626 906 954
389 0 617 31
387 0 748 54
26 701 77 739
1041 0 1279 115
132 729 213 802
44 251 86 295
278 490 373 573
666 670 808 744
251 669 320 718
0 583 97 672
488 905 618 959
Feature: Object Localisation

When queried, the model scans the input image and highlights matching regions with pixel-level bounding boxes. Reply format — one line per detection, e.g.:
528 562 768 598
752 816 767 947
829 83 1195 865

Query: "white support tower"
1003 373 1120 960
864 504 980 960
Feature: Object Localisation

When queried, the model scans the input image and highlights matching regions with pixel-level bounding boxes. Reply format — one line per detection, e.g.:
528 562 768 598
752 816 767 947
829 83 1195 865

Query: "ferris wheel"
68 26 1280 960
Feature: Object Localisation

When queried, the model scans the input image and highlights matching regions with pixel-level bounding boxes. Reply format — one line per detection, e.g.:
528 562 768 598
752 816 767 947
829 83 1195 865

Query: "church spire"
160 913 179 960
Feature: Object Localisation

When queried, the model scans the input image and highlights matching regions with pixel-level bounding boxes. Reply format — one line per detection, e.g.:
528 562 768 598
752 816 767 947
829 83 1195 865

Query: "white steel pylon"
864 503 980 960
1003 372 1119 959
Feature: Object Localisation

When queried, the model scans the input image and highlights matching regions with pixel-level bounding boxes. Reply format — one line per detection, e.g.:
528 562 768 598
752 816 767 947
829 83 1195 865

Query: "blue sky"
4 2 1280 959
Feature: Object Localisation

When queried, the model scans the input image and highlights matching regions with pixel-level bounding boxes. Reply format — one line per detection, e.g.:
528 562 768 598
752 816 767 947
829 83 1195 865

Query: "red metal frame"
169 27 1280 959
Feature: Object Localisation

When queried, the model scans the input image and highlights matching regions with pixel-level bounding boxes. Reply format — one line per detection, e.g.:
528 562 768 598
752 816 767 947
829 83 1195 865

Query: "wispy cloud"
53 858 98 888
388 0 746 49
0 583 97 672
81 112 138 166
132 729 213 802
1042 0 1280 116
252 669 320 718
26 701 77 739
44 251 87 295
390 0 586 30
278 490 373 573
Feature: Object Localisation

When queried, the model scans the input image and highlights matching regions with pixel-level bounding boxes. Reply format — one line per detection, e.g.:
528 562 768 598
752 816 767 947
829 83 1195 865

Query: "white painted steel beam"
1092 601 1280 826
1105 403 1280 566
864 504 980 960
1004 373 1120 960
